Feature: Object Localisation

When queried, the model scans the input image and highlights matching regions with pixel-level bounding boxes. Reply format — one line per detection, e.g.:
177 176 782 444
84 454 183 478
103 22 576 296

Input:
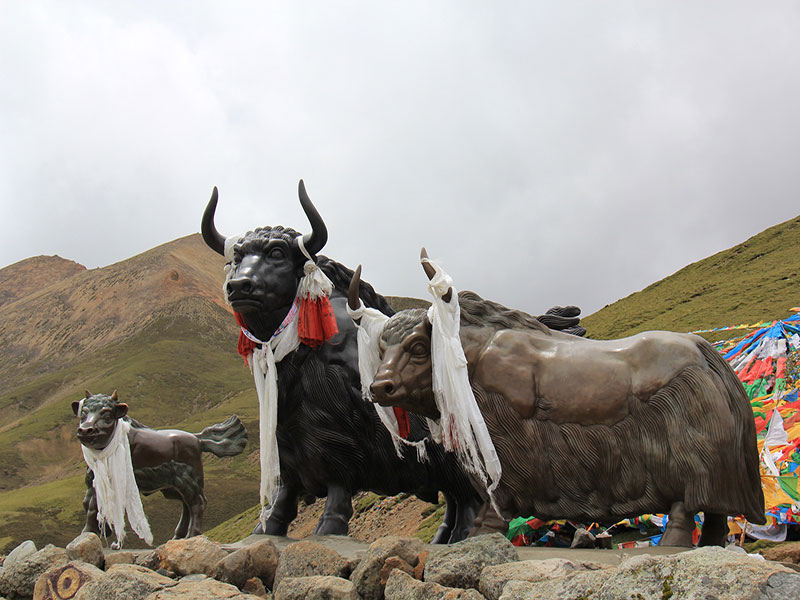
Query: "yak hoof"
431 524 452 544
313 515 349 536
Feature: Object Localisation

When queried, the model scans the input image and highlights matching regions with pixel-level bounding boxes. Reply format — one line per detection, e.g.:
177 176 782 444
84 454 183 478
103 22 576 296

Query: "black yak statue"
201 181 481 542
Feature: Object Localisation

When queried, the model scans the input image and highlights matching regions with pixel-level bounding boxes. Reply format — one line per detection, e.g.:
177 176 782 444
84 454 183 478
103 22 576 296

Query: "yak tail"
697 339 766 524
196 415 248 457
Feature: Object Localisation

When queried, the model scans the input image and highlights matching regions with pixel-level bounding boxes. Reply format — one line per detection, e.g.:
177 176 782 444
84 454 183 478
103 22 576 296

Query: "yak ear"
84 390 92 398
72 400 81 416
114 403 129 420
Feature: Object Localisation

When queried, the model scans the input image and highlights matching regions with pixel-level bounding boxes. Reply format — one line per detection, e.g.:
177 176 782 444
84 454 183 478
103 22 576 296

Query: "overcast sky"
1 2 798 318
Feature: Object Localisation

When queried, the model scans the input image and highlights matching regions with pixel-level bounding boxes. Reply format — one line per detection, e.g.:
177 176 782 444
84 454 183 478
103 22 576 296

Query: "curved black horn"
298 180 328 257
420 247 452 303
201 187 226 256
348 265 362 317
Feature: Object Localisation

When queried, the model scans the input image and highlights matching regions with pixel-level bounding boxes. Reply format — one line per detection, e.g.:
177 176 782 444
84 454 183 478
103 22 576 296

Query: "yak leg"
161 488 191 539
431 493 455 544
186 492 206 537
255 484 300 536
698 512 728 547
448 496 482 544
470 501 509 536
314 485 353 536
660 501 695 547
82 469 111 537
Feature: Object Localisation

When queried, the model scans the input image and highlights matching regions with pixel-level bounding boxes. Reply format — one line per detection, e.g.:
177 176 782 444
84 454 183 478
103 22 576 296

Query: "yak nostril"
371 380 396 398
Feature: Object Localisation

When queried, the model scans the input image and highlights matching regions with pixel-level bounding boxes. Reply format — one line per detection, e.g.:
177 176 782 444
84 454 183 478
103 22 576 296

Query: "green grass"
582 215 800 339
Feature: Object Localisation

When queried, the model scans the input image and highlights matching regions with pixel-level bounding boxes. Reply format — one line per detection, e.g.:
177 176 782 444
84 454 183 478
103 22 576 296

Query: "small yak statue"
74 390 247 545
357 251 766 547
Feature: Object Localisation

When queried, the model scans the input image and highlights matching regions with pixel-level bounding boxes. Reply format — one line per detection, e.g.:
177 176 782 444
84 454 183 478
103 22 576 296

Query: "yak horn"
111 390 118 401
348 265 362 322
298 180 328 257
84 390 92 399
201 187 226 256
420 247 452 302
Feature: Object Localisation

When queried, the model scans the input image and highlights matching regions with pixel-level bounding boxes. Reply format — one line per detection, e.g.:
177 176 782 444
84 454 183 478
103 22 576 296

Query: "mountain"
582 215 800 340
0 234 259 552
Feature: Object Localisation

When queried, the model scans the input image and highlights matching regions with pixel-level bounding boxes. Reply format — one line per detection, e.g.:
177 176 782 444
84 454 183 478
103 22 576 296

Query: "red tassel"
234 312 258 360
298 296 339 348
393 406 410 439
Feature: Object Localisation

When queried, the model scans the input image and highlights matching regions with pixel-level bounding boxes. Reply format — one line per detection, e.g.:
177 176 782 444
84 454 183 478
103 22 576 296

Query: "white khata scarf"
347 300 428 461
80 409 153 547
223 234 326 528
423 258 502 502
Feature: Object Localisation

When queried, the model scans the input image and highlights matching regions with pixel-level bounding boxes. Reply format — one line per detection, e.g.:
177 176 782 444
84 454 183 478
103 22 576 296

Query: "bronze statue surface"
74 390 247 543
366 256 766 547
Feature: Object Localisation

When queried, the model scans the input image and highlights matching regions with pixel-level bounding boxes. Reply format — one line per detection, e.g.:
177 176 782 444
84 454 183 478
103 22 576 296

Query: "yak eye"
410 342 429 357
267 247 285 259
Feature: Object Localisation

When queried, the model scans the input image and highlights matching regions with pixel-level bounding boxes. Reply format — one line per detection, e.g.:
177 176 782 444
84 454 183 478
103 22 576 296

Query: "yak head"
371 308 440 420
201 180 328 340
72 390 128 451
349 253 443 420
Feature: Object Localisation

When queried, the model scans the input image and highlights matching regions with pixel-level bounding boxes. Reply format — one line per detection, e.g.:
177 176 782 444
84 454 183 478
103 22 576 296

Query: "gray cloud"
2 1 799 318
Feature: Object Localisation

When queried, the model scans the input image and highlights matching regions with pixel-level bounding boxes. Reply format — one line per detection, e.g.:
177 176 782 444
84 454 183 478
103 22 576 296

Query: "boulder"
103 551 138 569
4 541 37 569
569 528 595 549
153 536 228 577
273 541 349 587
350 536 426 600
273 576 357 600
66 534 104 569
33 561 104 600
74 564 176 600
242 577 270 598
143 575 263 599
424 533 519 590
479 558 606 600
384 569 483 600
0 544 69 599
498 546 800 600
762 541 800 565
215 539 280 590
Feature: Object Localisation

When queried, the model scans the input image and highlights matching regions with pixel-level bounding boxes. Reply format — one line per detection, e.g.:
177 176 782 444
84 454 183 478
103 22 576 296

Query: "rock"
569 528 595 549
74 564 176 600
413 552 428 580
384 569 483 600
762 541 800 564
136 550 159 570
143 575 263 599
153 536 228 577
66 533 104 569
0 544 69 599
498 546 800 600
379 556 415 585
479 558 605 600
350 536 426 600
242 577 270 598
215 539 280 590
104 551 138 569
273 576 357 600
33 561 104 600
273 541 349 587
424 532 518 590
4 541 37 569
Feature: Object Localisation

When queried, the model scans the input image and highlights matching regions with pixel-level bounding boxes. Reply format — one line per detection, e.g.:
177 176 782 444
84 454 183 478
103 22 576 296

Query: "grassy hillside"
582 215 800 339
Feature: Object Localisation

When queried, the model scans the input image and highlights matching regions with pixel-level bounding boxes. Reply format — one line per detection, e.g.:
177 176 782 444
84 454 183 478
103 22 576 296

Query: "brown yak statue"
74 390 247 544
356 251 765 547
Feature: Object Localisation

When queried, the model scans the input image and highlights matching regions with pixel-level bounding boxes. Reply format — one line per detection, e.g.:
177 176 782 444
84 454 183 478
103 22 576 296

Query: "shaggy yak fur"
371 291 766 547
202 184 481 543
